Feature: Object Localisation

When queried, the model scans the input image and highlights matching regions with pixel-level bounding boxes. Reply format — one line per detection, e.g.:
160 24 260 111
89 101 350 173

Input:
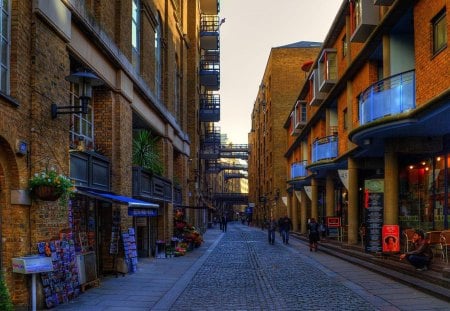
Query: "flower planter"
33 185 61 201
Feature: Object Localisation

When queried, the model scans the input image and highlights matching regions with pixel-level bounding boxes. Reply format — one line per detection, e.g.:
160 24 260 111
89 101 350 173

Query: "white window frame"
132 0 140 72
69 83 94 150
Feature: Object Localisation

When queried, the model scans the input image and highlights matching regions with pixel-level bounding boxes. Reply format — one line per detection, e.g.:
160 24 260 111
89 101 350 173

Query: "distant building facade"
249 42 321 225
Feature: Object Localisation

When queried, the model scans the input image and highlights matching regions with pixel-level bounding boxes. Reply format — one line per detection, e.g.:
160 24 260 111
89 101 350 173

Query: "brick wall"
414 0 450 105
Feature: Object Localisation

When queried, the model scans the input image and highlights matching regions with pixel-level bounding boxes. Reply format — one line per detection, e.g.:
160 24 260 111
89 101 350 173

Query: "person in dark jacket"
267 217 277 245
399 229 433 271
280 215 293 244
308 218 320 252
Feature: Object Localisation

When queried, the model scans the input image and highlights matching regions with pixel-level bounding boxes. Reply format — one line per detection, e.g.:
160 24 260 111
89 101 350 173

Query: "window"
0 0 10 94
343 108 348 130
70 83 94 150
432 9 447 55
174 56 180 121
131 0 140 72
300 102 306 123
155 16 162 100
342 35 347 58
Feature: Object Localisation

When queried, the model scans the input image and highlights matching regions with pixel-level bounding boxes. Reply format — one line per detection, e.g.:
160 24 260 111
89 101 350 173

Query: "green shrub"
0 275 13 311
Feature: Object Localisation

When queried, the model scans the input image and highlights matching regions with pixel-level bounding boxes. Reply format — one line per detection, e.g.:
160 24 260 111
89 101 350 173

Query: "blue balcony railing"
359 70 415 125
291 160 308 179
312 135 338 163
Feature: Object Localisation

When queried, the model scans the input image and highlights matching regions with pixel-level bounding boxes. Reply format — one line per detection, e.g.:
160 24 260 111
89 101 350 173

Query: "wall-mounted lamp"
51 70 103 119
362 138 372 146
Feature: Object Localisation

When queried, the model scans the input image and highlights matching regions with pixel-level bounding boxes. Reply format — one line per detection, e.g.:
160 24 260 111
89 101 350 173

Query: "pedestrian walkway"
54 228 223 310
53 223 450 310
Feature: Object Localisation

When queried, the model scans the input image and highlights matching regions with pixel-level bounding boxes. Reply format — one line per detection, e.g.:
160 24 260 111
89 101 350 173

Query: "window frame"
0 0 10 95
131 0 141 72
432 9 447 56
155 15 162 101
70 83 95 150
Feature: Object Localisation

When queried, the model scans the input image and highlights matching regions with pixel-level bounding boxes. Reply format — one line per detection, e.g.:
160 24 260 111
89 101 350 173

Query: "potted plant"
132 130 164 175
29 168 75 206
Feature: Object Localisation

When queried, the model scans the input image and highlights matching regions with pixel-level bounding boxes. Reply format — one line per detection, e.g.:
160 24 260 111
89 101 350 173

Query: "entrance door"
136 217 149 257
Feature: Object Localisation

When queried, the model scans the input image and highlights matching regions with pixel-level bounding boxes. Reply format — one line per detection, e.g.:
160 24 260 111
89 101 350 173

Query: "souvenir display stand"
12 255 53 311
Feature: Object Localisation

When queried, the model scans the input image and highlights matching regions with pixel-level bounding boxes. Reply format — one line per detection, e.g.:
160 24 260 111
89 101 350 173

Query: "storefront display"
122 228 138 273
37 236 80 308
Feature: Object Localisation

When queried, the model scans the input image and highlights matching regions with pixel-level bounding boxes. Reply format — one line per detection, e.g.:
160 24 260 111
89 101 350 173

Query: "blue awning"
77 189 159 209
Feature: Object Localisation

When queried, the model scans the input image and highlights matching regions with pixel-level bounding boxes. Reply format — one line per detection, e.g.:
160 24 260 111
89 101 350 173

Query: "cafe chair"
402 228 415 252
440 231 450 263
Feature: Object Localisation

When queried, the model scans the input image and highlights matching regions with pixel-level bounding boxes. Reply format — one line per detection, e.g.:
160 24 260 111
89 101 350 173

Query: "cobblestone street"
169 223 450 311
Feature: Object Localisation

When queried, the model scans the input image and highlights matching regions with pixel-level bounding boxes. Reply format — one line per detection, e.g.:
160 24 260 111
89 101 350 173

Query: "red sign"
326 217 341 228
382 225 400 252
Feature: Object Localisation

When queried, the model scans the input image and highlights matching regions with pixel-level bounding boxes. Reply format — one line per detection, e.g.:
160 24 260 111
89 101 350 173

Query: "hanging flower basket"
33 185 61 201
29 169 75 205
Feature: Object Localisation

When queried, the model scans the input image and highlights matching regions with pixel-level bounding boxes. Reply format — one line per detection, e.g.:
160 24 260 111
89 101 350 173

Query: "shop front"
399 152 450 231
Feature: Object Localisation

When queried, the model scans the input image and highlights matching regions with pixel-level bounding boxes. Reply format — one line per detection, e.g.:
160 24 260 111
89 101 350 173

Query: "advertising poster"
364 179 384 253
382 225 400 252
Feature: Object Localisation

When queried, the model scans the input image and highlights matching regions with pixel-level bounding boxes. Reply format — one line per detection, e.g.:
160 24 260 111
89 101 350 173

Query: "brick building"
0 0 218 308
248 42 321 225
285 0 449 252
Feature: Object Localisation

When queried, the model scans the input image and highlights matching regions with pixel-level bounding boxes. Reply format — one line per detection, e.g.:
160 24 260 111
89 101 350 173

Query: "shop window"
432 9 447 55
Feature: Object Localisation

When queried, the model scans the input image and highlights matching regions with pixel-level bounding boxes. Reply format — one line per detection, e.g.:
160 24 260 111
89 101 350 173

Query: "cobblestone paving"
171 226 376 311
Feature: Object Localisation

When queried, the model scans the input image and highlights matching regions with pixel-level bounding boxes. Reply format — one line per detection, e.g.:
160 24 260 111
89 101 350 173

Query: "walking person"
267 217 277 245
221 215 227 232
280 215 293 244
308 218 320 251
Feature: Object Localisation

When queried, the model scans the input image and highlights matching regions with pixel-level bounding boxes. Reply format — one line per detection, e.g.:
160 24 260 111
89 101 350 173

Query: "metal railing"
312 135 338 163
359 70 415 125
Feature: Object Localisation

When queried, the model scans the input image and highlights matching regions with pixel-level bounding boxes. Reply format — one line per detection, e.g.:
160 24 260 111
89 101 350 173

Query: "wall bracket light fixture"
51 70 103 119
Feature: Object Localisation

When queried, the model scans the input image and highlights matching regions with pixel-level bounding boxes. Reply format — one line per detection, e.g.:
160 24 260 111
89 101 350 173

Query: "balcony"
312 135 338 163
200 50 220 90
291 160 308 179
70 151 110 191
132 167 172 202
220 144 248 159
359 70 415 125
200 15 220 50
350 0 380 43
309 69 326 106
200 0 219 15
200 144 220 159
199 93 220 122
294 100 307 131
318 49 337 92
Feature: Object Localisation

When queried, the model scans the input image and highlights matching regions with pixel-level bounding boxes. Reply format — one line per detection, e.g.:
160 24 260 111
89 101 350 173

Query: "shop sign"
128 208 158 217
12 255 53 274
326 217 341 228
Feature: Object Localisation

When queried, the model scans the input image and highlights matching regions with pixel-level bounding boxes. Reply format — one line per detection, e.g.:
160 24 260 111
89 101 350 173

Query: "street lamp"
51 70 103 119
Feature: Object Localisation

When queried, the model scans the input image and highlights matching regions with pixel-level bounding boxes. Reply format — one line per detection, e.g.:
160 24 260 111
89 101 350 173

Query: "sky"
218 0 343 144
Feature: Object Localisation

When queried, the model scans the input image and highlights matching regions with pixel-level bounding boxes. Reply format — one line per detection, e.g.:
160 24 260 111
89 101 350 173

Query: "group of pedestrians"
266 215 293 245
265 215 326 253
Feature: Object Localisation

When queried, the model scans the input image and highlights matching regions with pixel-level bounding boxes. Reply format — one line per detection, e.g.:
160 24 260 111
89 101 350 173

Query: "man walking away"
280 215 293 244
267 217 277 245
221 215 227 232
308 218 320 251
